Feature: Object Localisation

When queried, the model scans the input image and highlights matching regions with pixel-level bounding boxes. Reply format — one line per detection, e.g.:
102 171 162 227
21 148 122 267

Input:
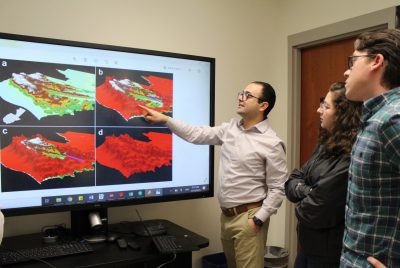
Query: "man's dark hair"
252 81 276 119
355 29 400 89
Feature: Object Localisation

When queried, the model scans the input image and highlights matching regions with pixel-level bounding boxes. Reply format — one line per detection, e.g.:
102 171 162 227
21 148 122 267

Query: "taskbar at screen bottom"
41 184 210 206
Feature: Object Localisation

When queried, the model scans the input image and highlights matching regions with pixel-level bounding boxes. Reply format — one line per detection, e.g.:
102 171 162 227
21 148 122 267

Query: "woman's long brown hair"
319 82 362 157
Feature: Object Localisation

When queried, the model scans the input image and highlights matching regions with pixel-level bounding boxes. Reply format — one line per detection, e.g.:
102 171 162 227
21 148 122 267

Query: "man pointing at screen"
140 81 287 268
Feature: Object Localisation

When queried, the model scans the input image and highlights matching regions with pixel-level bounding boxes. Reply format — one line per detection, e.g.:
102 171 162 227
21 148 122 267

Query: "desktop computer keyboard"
0 241 94 265
153 235 184 254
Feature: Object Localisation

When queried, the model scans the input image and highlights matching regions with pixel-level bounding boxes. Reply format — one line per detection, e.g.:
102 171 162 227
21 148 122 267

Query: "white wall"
1 1 400 267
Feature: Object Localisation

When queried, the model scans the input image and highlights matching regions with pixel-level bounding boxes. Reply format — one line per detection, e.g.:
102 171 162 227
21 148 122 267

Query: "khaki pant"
220 207 269 268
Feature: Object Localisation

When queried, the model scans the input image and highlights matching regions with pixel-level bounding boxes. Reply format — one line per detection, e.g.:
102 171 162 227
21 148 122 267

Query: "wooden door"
300 37 356 165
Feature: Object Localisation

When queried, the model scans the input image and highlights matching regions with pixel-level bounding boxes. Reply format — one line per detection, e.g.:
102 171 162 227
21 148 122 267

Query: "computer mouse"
106 233 120 242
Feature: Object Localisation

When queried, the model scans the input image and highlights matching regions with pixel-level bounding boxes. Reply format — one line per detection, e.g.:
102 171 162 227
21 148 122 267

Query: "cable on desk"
156 253 177 268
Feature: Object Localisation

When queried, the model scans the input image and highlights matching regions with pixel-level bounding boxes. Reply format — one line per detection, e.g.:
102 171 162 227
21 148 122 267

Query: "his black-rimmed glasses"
347 54 377 69
237 91 265 102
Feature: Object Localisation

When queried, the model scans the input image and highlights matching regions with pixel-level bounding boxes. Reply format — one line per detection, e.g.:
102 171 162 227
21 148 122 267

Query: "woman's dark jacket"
285 144 349 260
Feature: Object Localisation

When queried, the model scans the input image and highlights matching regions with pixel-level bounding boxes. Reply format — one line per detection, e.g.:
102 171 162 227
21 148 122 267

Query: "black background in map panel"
0 127 95 192
96 102 172 127
0 98 95 127
1 168 95 192
0 59 94 81
95 127 172 186
95 67 172 86
95 67 172 127
0 58 95 126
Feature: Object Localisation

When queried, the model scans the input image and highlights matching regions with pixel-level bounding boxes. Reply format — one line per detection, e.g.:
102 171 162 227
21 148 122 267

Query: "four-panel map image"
0 59 173 192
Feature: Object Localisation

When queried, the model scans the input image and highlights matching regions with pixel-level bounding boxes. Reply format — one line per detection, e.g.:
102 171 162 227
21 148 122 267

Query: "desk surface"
0 219 209 267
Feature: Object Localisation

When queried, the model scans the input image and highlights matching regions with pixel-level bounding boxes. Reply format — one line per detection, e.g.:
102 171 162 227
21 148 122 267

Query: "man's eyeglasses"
237 91 264 101
347 54 376 69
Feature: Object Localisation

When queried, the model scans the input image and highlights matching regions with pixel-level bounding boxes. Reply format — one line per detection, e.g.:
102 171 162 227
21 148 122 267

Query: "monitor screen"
0 33 215 217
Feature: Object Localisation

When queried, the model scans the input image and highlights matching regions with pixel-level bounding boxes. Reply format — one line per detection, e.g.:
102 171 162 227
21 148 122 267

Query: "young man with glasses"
140 81 287 268
340 29 400 268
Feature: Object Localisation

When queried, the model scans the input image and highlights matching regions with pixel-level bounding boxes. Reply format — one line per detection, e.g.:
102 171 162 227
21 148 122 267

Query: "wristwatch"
252 216 264 227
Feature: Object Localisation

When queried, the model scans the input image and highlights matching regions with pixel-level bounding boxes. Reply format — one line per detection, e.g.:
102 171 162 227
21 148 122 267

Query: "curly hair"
318 82 362 157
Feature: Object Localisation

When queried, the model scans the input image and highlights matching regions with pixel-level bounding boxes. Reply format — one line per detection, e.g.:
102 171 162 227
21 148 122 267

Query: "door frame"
286 6 397 267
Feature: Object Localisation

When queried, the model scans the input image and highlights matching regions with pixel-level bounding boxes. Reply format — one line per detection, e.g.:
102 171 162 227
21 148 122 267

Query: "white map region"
2 108 26 124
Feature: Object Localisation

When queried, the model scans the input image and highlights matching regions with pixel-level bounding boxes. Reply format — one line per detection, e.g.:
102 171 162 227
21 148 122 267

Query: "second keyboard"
0 241 94 265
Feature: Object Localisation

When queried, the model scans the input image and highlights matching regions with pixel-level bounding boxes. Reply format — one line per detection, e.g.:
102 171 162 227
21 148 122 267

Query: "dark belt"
221 201 263 217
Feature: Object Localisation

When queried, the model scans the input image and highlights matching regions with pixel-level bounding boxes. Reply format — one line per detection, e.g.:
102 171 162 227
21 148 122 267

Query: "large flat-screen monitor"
0 33 215 228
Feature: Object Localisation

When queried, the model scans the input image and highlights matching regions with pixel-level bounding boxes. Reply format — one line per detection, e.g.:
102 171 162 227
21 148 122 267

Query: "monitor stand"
70 208 108 243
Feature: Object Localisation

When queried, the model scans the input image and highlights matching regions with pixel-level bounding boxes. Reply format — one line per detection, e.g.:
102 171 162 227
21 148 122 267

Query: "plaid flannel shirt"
340 87 400 268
